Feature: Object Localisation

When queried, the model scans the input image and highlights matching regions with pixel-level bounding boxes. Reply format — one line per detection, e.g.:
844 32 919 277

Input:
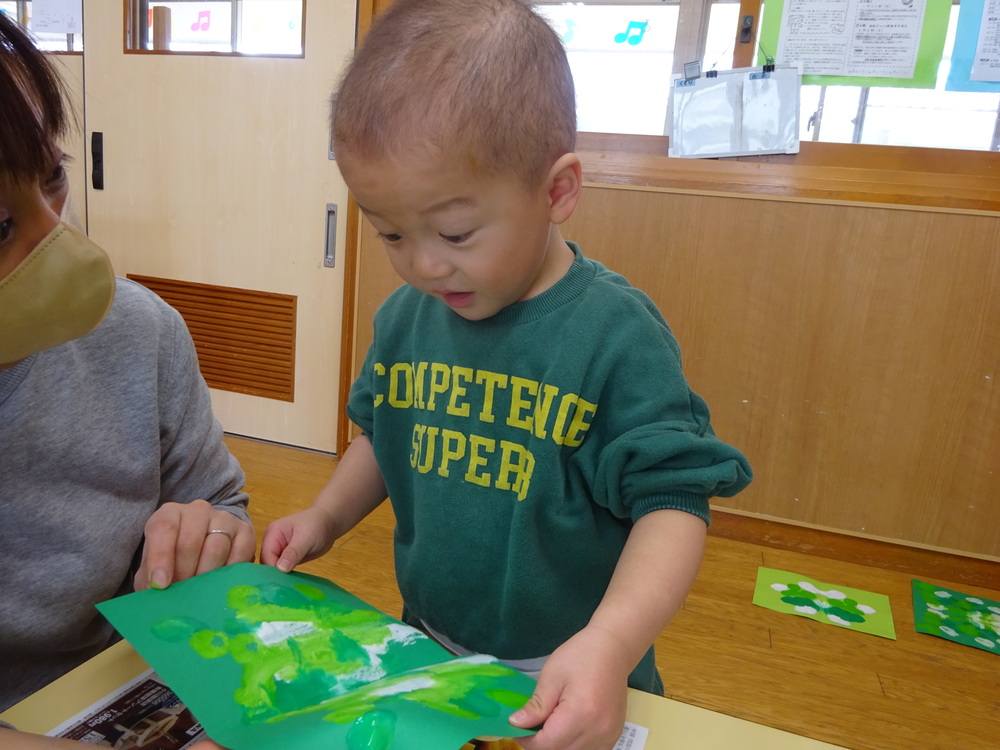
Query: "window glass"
797 6 1000 151
535 3 679 136
239 0 303 55
1 1 83 52
149 1 233 53
132 0 304 56
537 1 999 152
704 3 740 73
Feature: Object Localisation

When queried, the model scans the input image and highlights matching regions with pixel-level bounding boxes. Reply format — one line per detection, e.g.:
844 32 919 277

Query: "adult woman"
1 14 252 748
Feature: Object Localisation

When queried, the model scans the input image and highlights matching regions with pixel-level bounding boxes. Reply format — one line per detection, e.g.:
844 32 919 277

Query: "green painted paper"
752 567 896 639
97 563 537 750
911 579 1000 655
757 0 951 88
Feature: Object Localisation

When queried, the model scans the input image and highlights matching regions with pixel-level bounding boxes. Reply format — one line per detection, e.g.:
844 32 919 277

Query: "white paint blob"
256 620 317 646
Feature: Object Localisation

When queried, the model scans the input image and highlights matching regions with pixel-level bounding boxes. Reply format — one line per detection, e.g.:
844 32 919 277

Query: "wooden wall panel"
563 186 1000 560
344 183 1000 559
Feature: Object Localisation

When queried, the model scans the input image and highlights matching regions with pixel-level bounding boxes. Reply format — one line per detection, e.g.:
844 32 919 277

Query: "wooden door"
81 0 355 452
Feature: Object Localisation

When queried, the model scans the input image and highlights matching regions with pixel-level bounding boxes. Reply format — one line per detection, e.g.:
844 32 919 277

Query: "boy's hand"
135 500 255 591
260 506 340 572
508 626 630 750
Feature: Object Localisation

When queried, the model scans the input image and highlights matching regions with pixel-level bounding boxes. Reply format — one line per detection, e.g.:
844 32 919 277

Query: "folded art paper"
97 563 537 750
752 567 896 639
911 579 1000 655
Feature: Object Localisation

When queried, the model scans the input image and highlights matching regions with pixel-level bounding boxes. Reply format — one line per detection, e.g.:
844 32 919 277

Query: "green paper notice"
97 563 537 750
753 567 896 639
911 579 1000 655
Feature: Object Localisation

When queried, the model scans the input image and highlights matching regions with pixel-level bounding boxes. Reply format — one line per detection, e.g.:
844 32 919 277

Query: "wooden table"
2 641 844 749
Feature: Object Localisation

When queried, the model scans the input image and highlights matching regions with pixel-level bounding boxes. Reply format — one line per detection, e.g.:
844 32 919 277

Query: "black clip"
763 63 775 73
706 70 718 78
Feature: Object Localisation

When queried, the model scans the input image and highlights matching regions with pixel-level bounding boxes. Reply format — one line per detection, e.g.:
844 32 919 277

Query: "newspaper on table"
46 669 206 749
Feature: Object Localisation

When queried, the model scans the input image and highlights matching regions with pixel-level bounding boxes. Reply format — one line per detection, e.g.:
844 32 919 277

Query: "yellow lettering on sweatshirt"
447 366 474 417
409 424 534 500
426 363 450 411
496 440 535 501
464 434 495 487
438 429 466 478
389 363 413 408
475 370 508 424
373 361 598 452
373 362 386 407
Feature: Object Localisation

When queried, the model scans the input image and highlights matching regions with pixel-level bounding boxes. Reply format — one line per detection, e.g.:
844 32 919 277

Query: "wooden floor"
225 435 1000 750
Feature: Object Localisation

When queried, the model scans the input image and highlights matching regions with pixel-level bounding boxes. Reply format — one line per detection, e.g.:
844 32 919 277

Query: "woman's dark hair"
0 12 69 185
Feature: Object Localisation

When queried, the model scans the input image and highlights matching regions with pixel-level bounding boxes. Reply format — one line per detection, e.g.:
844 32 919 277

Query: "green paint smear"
151 616 206 643
780 585 869 624
347 710 397 750
154 579 531 741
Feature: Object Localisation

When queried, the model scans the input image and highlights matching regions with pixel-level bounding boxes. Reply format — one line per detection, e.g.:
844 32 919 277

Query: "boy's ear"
545 153 582 225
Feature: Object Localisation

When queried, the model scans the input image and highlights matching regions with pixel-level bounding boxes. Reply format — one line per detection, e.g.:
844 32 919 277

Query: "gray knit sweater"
0 278 250 714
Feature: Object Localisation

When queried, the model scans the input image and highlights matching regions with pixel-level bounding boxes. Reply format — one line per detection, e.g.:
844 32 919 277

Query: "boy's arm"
261 434 389 572
510 508 707 750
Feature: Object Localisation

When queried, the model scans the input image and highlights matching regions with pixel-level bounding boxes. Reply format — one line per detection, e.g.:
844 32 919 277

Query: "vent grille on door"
127 275 297 402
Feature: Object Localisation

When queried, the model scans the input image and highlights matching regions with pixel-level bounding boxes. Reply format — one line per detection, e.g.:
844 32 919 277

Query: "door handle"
91 132 104 190
324 203 337 268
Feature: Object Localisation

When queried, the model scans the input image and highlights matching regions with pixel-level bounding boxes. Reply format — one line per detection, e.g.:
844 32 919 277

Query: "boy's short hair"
332 0 576 188
0 13 69 187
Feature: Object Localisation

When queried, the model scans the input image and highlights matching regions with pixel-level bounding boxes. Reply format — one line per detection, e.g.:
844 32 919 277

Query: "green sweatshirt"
348 243 751 688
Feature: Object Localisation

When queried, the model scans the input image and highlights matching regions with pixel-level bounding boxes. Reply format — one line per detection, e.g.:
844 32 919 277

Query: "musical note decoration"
562 19 576 44
191 10 210 32
614 20 647 46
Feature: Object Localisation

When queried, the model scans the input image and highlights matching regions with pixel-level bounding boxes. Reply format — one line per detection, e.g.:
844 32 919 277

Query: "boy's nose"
411 243 450 280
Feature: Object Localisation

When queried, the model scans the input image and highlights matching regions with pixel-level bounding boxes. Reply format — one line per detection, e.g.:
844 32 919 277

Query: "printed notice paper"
972 0 1000 82
777 0 927 77
98 563 538 750
30 0 82 33
947 0 1000 90
760 0 950 87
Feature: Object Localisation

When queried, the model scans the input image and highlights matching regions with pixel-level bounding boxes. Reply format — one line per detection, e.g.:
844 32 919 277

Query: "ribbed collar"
0 355 36 408
479 242 594 327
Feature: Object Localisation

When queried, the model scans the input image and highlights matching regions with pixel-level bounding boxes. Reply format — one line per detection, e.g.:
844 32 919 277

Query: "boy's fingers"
508 689 554 729
276 544 304 573
260 523 292 567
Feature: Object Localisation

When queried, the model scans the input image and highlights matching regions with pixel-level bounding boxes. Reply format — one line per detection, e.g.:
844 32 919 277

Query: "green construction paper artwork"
752 567 896 640
911 579 1000 655
97 563 537 750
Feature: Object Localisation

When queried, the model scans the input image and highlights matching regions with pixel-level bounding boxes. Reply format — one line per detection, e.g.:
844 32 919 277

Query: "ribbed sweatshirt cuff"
631 491 711 526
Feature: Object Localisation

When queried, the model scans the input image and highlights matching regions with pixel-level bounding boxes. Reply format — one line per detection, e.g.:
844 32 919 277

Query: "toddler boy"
262 0 752 747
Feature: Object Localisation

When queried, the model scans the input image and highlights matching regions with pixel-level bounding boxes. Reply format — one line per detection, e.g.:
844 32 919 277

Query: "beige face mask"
0 222 116 365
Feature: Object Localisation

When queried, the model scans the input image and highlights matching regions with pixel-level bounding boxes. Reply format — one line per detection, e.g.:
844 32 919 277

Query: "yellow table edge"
2 641 844 749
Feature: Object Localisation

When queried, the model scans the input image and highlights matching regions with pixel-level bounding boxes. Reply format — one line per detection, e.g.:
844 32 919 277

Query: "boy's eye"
378 232 402 243
0 217 12 244
441 232 472 244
